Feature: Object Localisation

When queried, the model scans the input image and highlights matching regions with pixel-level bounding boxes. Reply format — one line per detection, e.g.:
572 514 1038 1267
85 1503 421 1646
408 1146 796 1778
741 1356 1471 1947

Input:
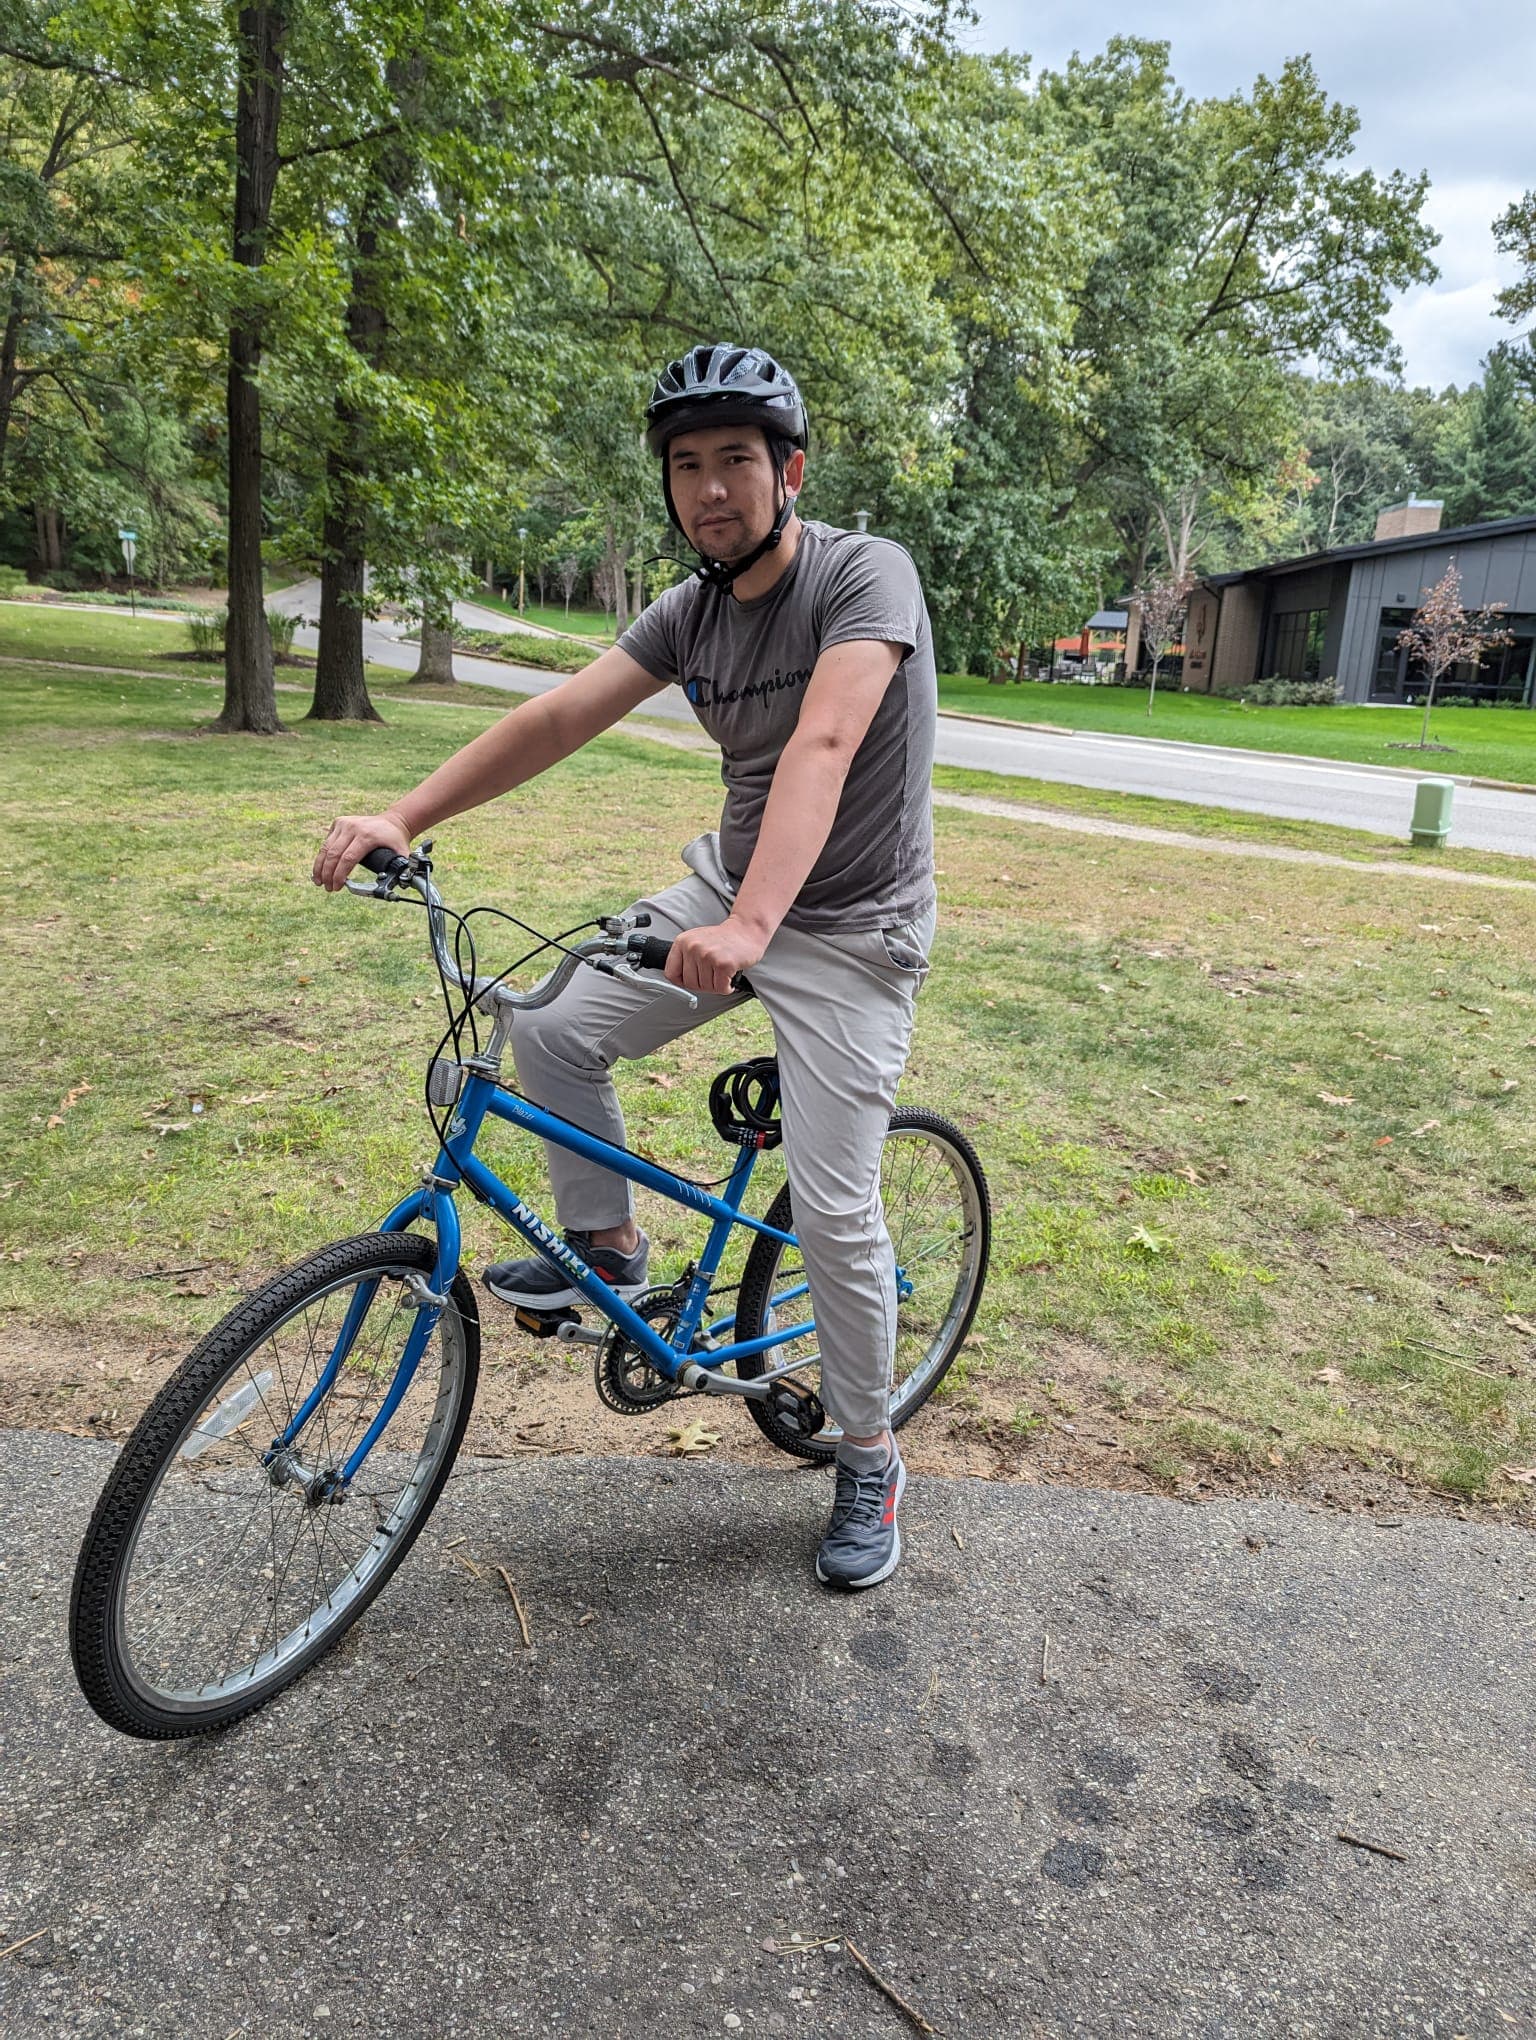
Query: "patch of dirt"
3 1316 1528 1527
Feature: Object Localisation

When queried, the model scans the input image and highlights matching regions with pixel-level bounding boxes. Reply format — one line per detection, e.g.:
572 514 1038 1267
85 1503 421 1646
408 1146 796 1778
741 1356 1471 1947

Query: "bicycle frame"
273 1066 815 1485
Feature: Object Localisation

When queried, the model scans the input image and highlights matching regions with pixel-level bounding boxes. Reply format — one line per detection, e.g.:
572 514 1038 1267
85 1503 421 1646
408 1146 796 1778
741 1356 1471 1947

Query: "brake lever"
590 956 699 1010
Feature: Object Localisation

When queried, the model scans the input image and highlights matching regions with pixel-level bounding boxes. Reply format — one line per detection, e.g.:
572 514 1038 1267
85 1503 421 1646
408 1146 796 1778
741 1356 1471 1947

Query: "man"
313 343 938 1589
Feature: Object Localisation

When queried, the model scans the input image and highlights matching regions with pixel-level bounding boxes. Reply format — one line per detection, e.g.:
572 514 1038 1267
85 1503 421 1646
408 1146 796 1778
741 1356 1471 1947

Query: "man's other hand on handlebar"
313 813 412 894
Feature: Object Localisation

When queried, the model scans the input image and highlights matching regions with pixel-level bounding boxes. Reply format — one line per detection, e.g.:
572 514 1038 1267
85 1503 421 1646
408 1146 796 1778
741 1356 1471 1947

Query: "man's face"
666 425 805 557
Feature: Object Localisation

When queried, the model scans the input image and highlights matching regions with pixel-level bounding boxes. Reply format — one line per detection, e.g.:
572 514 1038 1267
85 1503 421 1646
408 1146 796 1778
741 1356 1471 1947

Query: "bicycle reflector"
708 1057 782 1149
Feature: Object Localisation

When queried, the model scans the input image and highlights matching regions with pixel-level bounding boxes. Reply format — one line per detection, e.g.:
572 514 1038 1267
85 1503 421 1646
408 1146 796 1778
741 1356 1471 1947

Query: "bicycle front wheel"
735 1107 990 1462
70 1232 479 1739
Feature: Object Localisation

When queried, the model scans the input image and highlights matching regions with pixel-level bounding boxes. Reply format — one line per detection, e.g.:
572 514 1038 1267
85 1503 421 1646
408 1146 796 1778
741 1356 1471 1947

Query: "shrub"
451 626 596 674
1215 674 1341 707
0 564 27 597
266 607 298 656
41 568 83 592
184 609 228 657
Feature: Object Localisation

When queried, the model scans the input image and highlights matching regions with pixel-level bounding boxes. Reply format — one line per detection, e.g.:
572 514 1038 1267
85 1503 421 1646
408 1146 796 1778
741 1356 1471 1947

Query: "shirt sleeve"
618 581 686 683
815 536 923 662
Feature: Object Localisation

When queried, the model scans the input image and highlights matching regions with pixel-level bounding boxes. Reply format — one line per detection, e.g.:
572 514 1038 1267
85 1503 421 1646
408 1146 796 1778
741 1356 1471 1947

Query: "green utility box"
1410 777 1454 848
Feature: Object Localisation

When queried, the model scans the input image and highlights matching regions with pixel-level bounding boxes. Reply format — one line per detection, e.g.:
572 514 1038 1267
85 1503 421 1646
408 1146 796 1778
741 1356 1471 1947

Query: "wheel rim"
111 1265 467 1714
757 1123 985 1440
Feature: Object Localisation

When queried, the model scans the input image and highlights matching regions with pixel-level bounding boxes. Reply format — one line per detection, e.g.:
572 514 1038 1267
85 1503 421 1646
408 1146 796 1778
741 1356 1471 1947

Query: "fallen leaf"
1499 1079 1520 1093
1228 1094 1249 1107
1312 1367 1345 1385
1318 1092 1354 1107
1407 1120 1440 1137
1503 1314 1536 1339
646 1072 675 1090
666 1417 721 1458
1126 1225 1170 1256
1458 1004 1492 1017
151 1121 192 1138
1449 1243 1501 1265
1500 1465 1536 1486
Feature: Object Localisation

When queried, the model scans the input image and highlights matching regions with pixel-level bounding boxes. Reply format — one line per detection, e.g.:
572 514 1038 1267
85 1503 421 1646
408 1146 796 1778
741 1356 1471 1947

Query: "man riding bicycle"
313 343 938 1590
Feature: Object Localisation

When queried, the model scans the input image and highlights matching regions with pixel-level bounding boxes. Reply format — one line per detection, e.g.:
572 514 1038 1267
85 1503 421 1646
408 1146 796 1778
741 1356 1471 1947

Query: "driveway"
2 1428 1531 2036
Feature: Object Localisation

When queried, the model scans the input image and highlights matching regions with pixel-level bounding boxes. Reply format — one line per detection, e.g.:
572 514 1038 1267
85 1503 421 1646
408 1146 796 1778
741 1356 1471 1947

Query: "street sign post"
118 528 138 616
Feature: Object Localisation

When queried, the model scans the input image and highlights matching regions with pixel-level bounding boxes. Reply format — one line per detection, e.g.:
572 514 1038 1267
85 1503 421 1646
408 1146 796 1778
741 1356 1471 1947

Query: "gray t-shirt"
618 519 936 933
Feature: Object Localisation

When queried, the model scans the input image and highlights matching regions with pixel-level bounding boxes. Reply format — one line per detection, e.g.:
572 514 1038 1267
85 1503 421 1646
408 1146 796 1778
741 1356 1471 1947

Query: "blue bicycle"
71 847 989 1738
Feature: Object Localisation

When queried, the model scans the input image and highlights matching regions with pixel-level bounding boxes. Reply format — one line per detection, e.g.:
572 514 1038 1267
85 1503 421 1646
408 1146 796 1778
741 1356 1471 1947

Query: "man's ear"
784 447 806 494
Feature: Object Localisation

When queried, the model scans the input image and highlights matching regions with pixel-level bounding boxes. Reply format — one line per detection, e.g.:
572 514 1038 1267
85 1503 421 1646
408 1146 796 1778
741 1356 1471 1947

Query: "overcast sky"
964 1 1533 390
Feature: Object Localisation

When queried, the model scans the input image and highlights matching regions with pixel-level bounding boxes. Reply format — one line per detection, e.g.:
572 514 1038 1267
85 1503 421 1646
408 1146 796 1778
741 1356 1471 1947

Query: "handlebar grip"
633 935 673 973
361 846 409 879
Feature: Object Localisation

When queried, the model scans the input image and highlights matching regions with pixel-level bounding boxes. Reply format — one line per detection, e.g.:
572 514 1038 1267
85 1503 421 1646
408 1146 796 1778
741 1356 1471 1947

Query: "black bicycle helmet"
645 344 808 591
644 343 807 457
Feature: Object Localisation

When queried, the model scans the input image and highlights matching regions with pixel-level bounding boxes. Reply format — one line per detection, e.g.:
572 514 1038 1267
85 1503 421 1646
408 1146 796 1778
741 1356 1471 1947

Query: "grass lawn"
3 644 1535 1508
468 589 618 642
938 675 1536 785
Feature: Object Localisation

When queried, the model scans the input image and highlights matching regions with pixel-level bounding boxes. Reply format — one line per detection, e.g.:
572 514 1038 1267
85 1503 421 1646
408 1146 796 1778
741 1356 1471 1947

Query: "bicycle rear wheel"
70 1231 478 1739
735 1108 989 1462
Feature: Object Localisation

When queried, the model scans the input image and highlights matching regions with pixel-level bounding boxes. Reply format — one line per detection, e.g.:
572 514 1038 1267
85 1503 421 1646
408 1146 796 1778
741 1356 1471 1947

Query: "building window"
1371 605 1536 705
1267 608 1328 680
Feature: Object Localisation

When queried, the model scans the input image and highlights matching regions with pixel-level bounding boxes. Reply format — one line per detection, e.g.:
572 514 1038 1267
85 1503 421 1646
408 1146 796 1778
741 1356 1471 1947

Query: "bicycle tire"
70 1231 479 1740
734 1108 990 1463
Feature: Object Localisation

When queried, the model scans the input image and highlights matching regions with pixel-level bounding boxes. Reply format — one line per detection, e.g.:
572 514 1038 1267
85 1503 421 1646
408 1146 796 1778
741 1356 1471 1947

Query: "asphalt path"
3 1427 1532 2036
264 583 1535 860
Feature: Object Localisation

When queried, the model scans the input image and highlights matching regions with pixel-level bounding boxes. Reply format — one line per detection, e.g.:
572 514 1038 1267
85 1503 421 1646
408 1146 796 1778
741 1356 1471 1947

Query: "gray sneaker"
483 1229 648 1311
815 1450 907 1589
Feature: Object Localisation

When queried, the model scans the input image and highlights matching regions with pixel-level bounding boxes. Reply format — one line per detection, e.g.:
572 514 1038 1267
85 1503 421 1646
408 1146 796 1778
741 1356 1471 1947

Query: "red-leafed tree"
1396 558 1514 748
1133 571 1195 716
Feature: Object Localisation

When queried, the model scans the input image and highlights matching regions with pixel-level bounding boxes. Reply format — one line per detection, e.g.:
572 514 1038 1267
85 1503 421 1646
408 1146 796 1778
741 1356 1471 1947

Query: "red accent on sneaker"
882 1482 898 1526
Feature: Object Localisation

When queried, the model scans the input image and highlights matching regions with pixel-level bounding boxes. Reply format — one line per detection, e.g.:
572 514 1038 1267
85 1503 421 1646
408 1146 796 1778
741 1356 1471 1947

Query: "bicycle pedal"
512 1305 582 1339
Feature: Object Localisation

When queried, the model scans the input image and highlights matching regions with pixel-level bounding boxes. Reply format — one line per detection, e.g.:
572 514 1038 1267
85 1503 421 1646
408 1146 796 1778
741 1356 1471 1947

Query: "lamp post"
517 527 528 616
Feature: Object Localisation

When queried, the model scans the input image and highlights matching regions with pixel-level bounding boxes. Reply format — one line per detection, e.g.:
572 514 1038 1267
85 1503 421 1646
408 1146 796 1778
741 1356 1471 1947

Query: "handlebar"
344 844 695 1016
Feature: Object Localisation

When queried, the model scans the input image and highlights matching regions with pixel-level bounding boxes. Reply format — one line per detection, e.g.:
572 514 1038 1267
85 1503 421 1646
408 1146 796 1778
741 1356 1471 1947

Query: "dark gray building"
1184 503 1536 706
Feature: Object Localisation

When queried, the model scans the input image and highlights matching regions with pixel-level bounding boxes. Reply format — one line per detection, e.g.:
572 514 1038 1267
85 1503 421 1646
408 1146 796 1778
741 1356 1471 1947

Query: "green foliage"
0 563 26 594
1215 675 1342 707
183 610 226 658
449 626 595 674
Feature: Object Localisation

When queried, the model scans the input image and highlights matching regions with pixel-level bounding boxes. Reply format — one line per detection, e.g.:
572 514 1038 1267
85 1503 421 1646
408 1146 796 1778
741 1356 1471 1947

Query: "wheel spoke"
103 1249 472 1721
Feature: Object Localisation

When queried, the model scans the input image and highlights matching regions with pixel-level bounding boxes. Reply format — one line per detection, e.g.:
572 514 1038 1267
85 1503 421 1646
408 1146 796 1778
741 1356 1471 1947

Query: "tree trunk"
413 604 455 684
310 471 381 721
215 5 287 736
33 502 63 573
0 258 32 477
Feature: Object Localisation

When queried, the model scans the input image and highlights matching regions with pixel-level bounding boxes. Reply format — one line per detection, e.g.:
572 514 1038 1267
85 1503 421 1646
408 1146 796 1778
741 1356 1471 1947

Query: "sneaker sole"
482 1274 649 1311
815 1459 907 1590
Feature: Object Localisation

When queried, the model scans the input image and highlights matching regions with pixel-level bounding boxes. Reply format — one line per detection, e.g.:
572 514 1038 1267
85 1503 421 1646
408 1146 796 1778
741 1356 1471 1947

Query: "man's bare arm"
313 645 665 890
666 639 903 993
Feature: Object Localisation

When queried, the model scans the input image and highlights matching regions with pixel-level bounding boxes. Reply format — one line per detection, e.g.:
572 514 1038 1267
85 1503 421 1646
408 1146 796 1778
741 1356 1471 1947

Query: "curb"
935 703 1536 797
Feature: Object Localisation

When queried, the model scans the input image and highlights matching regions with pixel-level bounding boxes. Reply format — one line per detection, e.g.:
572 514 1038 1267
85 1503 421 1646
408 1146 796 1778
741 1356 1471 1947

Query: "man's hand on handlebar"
312 813 412 894
666 916 765 998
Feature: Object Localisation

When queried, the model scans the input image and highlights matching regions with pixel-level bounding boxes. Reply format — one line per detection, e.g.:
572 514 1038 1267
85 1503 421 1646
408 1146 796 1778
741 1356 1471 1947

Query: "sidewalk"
3 1428 1530 2036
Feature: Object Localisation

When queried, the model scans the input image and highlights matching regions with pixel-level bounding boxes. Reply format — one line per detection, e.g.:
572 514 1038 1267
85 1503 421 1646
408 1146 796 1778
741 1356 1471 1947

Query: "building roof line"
1201 512 1536 590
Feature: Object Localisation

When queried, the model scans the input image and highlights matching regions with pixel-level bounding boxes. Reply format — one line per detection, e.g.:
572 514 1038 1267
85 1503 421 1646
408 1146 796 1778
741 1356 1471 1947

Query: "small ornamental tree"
1134 572 1195 716
1396 558 1514 748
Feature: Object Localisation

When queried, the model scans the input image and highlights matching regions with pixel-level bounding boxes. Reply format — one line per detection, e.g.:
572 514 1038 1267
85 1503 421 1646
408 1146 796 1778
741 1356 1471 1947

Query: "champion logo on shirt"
683 664 812 711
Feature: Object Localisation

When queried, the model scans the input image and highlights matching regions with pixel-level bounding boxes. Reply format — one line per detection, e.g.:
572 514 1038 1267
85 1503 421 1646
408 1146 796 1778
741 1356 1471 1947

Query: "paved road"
268 583 1535 859
3 1427 1532 2036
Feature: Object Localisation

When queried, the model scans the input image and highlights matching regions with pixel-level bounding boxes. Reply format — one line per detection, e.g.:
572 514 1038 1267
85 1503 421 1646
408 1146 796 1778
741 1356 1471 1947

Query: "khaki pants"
509 837 934 1439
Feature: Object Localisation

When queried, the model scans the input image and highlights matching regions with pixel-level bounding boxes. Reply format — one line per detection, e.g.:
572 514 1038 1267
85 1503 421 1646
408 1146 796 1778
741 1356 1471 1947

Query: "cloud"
964 1 1534 385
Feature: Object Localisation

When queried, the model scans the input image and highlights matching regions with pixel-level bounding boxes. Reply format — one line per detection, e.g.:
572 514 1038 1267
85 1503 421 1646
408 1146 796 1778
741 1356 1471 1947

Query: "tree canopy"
3 3 1527 711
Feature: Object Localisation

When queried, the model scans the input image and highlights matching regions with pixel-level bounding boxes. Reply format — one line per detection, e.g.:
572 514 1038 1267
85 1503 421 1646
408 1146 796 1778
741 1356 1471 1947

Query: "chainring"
594 1286 689 1414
